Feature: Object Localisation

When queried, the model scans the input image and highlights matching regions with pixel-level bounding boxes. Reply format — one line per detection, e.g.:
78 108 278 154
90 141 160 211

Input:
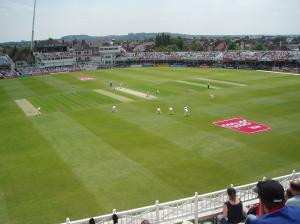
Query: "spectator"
141 220 150 224
218 188 244 224
286 188 294 201
89 218 95 224
112 213 118 224
248 179 300 224
286 180 300 208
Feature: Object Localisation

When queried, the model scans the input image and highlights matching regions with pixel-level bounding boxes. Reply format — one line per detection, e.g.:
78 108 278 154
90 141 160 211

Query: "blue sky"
0 0 300 42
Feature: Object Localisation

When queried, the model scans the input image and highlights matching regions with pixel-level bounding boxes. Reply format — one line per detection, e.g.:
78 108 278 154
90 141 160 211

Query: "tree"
9 46 18 59
252 43 266 51
155 34 184 51
228 42 240 50
274 36 286 43
173 37 184 50
190 43 204 51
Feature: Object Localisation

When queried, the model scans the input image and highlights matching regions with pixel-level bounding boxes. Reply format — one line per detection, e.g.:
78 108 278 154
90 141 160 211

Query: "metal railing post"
292 170 296 179
194 192 199 224
155 200 160 224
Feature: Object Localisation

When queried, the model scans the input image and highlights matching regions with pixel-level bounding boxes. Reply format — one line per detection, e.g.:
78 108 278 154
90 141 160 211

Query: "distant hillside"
61 33 199 42
0 41 31 46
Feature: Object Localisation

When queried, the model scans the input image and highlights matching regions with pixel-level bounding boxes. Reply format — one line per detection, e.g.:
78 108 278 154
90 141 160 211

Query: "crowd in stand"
18 65 81 76
0 69 17 79
1 50 300 79
118 51 300 61
0 56 11 65
0 55 15 78
86 179 300 224
216 179 300 224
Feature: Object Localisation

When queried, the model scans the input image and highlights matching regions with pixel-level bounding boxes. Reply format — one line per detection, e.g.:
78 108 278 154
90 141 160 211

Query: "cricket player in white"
112 105 117 113
210 94 215 99
169 107 174 115
156 107 162 114
184 106 189 117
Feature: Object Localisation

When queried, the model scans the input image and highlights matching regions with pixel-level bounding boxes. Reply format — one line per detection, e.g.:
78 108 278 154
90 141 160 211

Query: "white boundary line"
115 87 157 100
194 77 247 87
256 70 300 76
94 89 133 102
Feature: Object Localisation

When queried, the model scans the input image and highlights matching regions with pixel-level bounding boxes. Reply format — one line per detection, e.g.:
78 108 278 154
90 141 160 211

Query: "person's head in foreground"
141 220 150 224
257 180 285 213
227 187 237 201
289 179 300 196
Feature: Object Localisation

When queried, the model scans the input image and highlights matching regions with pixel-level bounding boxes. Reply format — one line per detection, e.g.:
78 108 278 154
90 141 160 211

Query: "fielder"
184 106 190 117
168 107 174 115
112 105 117 113
156 107 162 115
156 89 160 95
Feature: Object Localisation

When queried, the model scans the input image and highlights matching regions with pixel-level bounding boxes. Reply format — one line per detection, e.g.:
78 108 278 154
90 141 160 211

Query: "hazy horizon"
1 0 300 43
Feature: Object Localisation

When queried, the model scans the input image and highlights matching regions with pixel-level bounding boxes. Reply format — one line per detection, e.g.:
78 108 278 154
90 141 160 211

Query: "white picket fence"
64 170 299 224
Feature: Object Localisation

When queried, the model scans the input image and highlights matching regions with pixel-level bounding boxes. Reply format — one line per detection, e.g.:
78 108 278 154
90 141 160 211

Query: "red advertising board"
213 118 271 134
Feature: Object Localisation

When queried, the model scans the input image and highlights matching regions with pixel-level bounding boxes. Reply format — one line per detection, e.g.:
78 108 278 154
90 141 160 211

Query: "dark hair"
290 180 300 192
112 214 118 224
227 188 236 196
286 188 293 199
141 220 150 224
89 218 95 224
258 180 284 210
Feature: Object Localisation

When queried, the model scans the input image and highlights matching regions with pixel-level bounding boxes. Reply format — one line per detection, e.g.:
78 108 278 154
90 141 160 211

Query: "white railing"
64 170 299 224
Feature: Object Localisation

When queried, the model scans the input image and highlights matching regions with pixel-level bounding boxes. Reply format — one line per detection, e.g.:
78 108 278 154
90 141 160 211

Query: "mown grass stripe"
175 80 220 89
94 89 133 102
31 112 182 212
194 77 247 87
115 87 157 99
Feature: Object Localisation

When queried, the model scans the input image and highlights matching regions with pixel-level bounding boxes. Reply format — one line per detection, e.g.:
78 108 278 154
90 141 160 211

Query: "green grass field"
0 67 300 224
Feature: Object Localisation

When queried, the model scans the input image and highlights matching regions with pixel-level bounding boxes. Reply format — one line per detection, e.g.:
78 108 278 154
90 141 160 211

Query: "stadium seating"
0 55 13 66
18 65 81 76
117 51 300 62
1 50 299 79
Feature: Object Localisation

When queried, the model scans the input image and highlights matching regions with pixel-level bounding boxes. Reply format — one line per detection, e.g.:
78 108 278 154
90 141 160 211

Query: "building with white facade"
99 46 122 65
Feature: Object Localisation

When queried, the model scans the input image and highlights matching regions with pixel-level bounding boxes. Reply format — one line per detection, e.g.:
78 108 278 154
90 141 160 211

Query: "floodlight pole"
31 0 37 52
